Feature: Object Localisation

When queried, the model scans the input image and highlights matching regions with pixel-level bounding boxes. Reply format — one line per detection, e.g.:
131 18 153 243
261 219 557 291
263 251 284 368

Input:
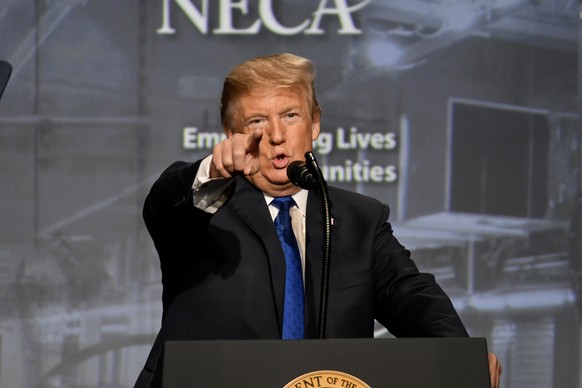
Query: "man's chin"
246 174 298 196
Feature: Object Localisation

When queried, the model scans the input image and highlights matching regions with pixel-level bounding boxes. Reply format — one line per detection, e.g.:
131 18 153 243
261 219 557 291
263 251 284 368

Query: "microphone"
287 160 318 190
287 151 326 190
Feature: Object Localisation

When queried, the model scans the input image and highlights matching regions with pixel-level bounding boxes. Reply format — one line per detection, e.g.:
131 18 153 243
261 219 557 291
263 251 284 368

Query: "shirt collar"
264 189 308 212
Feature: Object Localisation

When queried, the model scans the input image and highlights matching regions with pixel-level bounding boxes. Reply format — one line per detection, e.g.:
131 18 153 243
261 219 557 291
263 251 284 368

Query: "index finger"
246 128 263 151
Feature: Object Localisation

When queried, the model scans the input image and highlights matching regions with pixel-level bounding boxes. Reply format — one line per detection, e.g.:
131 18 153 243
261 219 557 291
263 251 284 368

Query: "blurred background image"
0 1 580 387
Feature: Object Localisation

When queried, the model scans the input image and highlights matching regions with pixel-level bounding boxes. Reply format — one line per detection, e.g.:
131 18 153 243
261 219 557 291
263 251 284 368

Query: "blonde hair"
219 53 320 128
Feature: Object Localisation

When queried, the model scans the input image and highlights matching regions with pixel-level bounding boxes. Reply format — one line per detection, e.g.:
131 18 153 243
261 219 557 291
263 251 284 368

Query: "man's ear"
311 109 321 141
224 127 234 138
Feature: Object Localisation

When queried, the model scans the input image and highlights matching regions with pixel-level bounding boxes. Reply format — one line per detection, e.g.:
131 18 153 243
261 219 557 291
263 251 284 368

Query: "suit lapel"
228 177 286 336
227 178 332 339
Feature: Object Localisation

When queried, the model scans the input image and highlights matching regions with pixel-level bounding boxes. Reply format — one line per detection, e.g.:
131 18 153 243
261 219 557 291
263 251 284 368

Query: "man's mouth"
272 154 289 169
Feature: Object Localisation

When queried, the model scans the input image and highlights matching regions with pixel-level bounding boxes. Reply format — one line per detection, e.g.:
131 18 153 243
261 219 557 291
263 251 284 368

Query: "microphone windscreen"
287 160 318 190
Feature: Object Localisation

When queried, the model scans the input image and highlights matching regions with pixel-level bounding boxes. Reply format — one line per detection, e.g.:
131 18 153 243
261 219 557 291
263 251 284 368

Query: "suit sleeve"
372 205 469 338
143 160 207 235
143 160 216 320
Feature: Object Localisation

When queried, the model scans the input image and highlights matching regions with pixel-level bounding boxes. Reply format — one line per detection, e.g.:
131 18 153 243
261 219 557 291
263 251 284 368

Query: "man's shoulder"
160 160 202 176
327 185 386 210
147 160 206 198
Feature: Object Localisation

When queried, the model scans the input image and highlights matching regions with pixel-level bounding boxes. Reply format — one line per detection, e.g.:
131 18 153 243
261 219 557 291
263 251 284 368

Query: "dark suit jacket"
135 160 468 387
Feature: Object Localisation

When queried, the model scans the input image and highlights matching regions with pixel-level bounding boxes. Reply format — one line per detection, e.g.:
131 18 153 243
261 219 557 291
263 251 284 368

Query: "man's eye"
247 118 267 129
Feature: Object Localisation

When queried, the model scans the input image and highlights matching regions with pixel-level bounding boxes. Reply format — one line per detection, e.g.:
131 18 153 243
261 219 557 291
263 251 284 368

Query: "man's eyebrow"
280 105 302 113
242 105 302 119
241 111 267 119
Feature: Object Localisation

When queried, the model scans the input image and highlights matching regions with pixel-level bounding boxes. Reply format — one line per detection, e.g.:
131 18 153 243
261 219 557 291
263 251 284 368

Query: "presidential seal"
283 370 371 388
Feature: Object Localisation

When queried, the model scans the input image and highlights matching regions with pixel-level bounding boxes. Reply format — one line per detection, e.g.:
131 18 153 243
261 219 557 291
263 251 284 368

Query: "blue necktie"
272 196 305 339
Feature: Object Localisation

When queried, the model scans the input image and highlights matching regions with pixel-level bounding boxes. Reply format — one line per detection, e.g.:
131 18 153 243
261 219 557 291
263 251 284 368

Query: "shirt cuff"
192 155 235 214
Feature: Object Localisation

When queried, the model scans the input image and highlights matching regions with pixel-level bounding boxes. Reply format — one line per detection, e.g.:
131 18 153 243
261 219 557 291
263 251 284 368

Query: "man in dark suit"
135 53 502 387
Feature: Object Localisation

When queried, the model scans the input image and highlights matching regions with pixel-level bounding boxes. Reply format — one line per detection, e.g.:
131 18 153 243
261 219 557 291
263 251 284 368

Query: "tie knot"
271 196 296 212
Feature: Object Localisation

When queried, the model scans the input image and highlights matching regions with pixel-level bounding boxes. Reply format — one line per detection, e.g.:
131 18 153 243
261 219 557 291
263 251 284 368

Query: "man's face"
226 87 320 197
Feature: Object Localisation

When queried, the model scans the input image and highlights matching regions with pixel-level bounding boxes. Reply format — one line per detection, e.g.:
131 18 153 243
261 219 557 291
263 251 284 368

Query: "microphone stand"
289 152 331 339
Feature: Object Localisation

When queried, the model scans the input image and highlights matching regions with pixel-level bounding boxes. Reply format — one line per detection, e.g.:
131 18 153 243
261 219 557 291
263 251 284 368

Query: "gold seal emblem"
283 370 371 388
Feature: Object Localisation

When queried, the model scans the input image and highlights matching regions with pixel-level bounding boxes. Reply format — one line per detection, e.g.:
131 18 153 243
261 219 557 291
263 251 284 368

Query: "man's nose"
267 120 285 145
